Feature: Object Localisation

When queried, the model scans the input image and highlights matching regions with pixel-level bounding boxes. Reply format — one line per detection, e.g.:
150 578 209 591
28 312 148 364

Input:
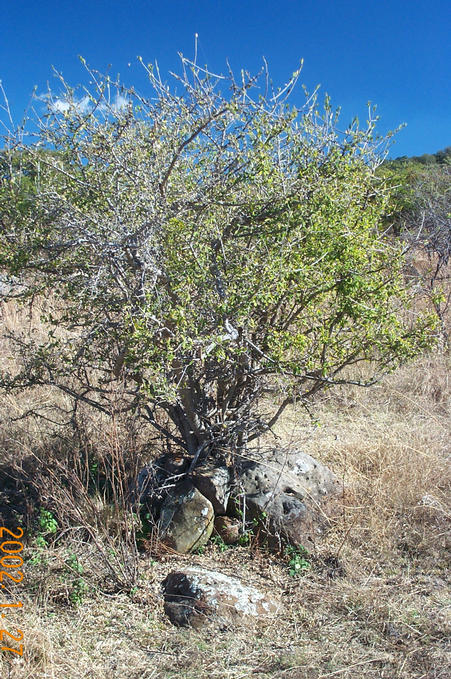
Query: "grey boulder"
237 449 342 548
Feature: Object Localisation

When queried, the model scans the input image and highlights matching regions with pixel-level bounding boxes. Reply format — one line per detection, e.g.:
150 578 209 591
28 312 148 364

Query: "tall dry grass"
0 260 450 678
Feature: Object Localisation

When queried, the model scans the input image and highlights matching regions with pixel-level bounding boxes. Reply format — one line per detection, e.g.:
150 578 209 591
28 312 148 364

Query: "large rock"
237 449 342 548
159 481 214 554
192 464 231 514
134 453 190 503
162 567 280 627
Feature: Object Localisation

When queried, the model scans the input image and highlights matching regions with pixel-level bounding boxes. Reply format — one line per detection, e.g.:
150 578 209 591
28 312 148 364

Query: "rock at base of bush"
238 449 343 548
159 482 214 554
192 464 231 514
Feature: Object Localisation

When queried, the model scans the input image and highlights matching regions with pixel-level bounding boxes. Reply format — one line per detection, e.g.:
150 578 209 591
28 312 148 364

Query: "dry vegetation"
0 265 450 679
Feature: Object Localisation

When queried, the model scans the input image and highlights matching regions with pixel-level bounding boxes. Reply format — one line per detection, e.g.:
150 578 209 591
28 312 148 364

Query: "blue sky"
1 0 449 157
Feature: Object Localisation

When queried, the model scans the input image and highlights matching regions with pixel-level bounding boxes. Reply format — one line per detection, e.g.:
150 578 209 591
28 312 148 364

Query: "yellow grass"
0 267 450 679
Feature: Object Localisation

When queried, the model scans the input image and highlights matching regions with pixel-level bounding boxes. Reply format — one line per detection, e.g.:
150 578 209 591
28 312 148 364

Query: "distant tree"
0 56 437 462
384 158 450 265
389 145 451 167
382 150 450 345
435 146 451 165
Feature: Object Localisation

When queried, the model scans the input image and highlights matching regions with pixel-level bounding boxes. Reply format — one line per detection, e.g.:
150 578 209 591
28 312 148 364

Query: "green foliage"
135 510 153 547
236 512 266 546
237 532 251 547
39 508 58 535
64 551 88 606
0 55 438 458
29 509 59 564
384 161 450 261
285 544 311 577
210 534 230 552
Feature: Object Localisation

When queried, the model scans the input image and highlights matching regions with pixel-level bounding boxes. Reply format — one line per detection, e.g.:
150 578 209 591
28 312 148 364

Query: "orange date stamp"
0 527 24 657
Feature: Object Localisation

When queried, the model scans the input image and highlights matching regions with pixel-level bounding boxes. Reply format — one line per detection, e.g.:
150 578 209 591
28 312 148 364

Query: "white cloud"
50 99 71 114
49 95 91 115
98 94 130 113
42 92 129 116
112 94 129 112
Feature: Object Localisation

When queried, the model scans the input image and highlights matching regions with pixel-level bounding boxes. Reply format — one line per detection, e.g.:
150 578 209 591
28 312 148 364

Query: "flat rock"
159 481 214 554
162 567 280 627
237 449 342 548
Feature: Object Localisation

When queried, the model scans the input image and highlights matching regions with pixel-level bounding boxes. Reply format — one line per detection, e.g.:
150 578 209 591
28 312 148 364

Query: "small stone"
214 516 241 544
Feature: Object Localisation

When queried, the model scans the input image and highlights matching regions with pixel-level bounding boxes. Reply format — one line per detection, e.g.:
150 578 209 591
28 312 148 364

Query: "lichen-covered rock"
159 481 214 554
162 567 280 627
192 464 231 514
237 449 342 548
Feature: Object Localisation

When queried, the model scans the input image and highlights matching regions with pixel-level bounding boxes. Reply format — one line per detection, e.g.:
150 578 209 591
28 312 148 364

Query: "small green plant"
238 532 251 546
29 508 59 564
285 545 311 577
251 510 268 529
193 544 205 555
34 535 48 550
38 508 58 539
69 578 88 606
64 551 88 606
237 510 268 546
29 546 46 566
89 459 99 480
210 535 229 552
136 510 153 547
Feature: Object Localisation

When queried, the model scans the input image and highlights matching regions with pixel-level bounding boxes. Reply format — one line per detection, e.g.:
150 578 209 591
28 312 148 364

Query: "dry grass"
1 276 450 678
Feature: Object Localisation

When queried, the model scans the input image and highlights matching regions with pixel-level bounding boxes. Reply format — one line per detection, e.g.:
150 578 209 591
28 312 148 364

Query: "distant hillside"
387 145 451 168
